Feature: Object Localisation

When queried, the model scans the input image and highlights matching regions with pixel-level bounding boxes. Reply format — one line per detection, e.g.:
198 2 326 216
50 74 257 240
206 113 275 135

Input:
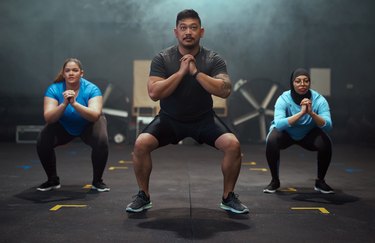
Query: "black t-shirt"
149 45 228 121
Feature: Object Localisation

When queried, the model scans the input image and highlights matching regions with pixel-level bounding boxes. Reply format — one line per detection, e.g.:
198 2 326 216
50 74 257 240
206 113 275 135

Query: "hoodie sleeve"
273 94 291 131
315 95 333 132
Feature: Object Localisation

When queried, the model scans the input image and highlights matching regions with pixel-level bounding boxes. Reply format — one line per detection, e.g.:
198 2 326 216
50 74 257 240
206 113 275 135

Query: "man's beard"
182 42 197 50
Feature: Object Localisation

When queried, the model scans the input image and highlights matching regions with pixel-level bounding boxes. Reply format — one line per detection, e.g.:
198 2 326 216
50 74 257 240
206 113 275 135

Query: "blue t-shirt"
44 78 102 136
268 89 332 141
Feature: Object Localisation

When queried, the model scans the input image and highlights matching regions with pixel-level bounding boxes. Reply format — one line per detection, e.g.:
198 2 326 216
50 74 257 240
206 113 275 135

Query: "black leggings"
36 115 109 183
265 127 332 180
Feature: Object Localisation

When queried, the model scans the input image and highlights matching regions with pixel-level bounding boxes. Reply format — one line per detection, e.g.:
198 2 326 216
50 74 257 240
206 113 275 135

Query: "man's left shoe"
314 179 334 194
220 192 249 214
92 180 110 192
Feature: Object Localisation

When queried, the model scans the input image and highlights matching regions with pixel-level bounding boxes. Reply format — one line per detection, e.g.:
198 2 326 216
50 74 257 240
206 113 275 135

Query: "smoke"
0 0 331 96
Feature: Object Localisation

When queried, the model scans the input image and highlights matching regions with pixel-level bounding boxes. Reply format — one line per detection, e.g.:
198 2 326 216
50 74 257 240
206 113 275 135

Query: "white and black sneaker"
92 180 110 192
314 179 334 194
37 179 61 191
263 179 280 193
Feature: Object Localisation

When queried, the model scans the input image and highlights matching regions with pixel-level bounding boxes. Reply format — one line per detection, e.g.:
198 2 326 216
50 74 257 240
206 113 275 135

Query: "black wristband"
192 70 200 79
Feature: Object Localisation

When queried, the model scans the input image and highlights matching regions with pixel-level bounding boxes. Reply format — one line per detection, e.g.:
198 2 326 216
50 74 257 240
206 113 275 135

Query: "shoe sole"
37 184 61 192
314 187 334 194
125 202 152 213
91 186 110 192
263 188 277 193
220 203 249 214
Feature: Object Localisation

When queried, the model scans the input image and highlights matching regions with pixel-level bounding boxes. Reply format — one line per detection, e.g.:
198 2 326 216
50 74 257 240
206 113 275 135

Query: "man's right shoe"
126 191 152 213
263 179 280 193
37 179 61 191
220 192 249 214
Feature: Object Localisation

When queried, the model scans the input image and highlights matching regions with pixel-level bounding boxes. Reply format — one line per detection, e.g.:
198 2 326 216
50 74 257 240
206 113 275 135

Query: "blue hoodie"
268 89 332 141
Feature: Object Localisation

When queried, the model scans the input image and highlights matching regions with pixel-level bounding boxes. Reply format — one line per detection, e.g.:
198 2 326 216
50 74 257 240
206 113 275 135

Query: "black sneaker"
92 180 110 192
220 192 249 214
263 179 280 193
37 179 61 191
314 179 334 194
126 191 152 213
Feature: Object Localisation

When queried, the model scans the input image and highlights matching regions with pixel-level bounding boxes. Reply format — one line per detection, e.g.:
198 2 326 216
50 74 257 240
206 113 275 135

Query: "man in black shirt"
126 9 248 214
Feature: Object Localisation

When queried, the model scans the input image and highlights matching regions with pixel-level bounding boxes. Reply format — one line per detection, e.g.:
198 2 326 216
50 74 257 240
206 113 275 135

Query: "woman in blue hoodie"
263 68 334 194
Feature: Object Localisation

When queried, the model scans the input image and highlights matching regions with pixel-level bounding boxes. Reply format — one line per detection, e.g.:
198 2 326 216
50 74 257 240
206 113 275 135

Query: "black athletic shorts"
141 111 233 148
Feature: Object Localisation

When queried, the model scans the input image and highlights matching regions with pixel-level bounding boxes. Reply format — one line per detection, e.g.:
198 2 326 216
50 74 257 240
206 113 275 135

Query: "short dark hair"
176 9 201 26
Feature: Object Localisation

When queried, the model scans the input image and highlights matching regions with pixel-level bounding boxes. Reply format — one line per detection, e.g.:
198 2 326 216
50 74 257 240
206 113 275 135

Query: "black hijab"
290 68 312 105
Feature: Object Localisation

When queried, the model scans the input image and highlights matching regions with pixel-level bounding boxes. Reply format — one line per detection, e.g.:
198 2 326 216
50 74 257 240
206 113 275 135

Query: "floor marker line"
50 205 87 211
280 187 297 192
109 166 128 170
242 162 257 165
118 160 133 164
291 207 330 214
249 168 267 172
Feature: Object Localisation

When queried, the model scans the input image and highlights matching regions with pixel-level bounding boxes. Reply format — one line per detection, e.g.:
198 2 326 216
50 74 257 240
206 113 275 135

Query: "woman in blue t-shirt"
36 58 110 192
263 68 334 194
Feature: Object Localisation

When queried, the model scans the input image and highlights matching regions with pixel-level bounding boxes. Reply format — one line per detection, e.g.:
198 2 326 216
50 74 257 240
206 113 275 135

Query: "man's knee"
217 133 241 155
133 133 158 155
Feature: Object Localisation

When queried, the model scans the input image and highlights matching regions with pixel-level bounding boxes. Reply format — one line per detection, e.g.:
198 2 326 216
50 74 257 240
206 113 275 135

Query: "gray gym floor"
0 142 374 242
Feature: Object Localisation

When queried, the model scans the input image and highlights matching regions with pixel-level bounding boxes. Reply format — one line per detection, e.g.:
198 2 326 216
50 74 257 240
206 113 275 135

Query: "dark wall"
1 0 374 144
